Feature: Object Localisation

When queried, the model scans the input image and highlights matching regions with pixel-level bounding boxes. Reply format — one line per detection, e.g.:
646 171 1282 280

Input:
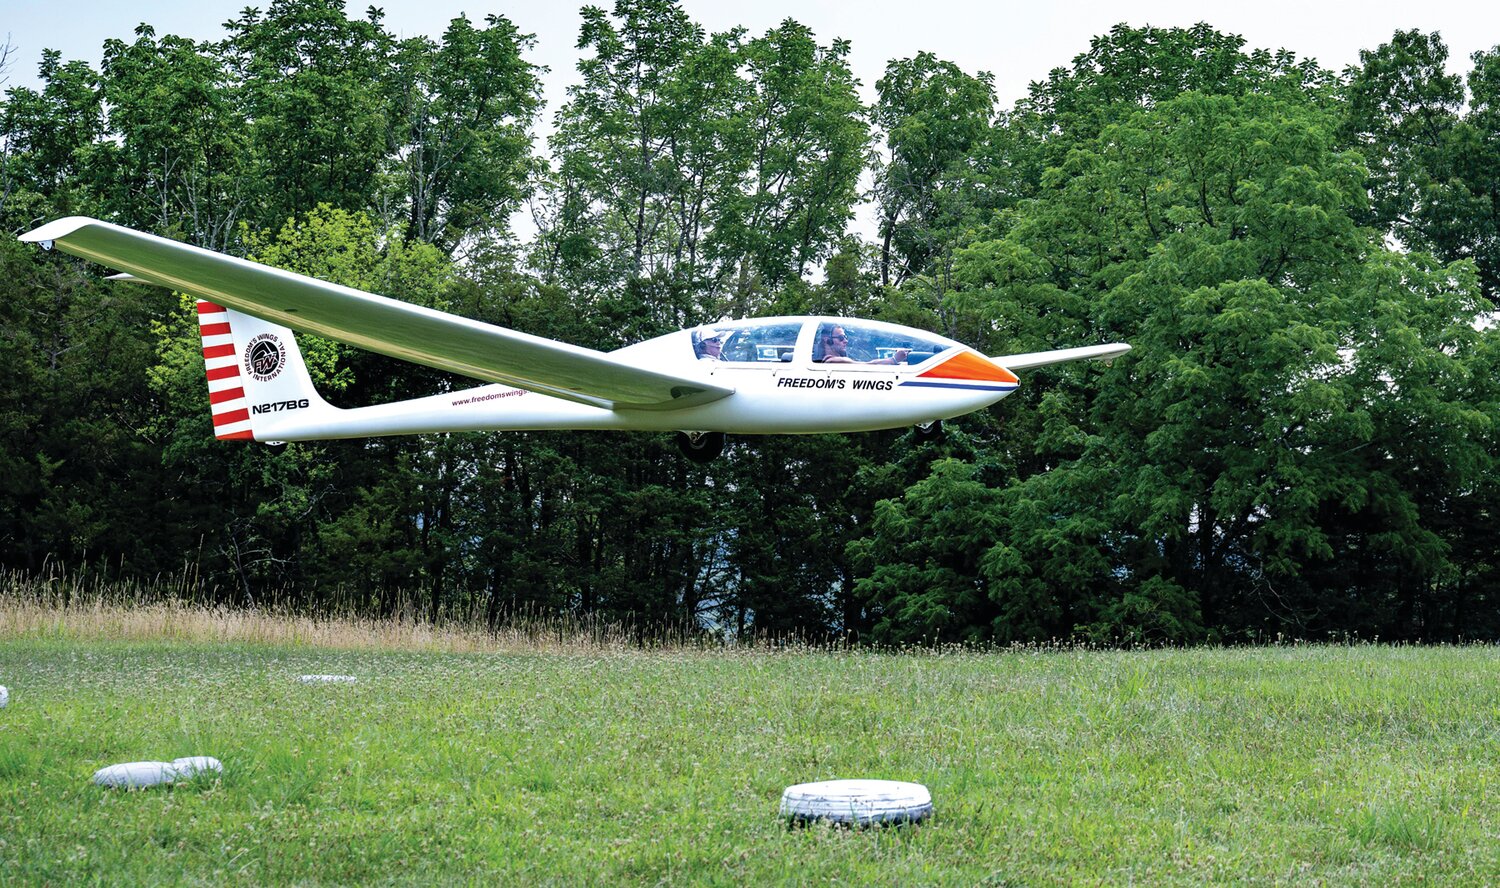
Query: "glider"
20 217 1129 461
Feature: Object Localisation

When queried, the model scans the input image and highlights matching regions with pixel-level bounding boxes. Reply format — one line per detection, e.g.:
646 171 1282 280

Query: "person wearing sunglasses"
697 330 725 360
818 324 909 364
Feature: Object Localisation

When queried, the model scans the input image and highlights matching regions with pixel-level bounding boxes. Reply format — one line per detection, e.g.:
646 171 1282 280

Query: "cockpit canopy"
689 318 958 366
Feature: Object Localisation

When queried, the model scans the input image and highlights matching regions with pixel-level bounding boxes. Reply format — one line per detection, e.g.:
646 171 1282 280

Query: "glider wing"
20 217 734 410
992 343 1131 371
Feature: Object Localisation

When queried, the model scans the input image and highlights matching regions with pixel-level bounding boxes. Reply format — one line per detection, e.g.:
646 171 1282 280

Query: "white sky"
5 0 1499 114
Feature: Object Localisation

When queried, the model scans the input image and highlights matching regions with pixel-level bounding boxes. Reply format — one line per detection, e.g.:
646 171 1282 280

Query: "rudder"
196 300 335 442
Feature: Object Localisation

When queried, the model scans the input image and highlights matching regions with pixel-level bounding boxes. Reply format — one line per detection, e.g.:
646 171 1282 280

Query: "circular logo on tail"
245 334 286 382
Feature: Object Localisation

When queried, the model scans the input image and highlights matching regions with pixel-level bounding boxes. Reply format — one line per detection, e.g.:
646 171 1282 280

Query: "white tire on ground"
297 674 357 684
0 685 7 708
93 761 178 789
171 756 223 778
779 779 933 825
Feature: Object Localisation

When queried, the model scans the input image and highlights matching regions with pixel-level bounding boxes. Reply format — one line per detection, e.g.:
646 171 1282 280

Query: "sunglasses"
828 334 847 342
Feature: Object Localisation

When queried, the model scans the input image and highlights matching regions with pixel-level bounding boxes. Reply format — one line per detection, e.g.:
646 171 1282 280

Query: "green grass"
0 637 1496 885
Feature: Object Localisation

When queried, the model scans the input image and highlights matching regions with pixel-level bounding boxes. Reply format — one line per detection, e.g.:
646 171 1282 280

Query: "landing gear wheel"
913 420 945 444
676 431 726 463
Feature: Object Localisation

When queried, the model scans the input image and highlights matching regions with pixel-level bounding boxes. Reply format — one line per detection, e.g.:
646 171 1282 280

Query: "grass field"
0 602 1496 885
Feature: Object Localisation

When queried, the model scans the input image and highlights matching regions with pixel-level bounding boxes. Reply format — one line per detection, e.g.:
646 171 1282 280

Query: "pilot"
818 325 909 364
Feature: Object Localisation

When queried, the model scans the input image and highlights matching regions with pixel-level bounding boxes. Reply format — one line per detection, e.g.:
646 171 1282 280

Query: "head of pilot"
699 331 723 358
822 325 849 359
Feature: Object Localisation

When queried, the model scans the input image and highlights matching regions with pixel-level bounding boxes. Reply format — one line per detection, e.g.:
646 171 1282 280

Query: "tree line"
1 1 1496 642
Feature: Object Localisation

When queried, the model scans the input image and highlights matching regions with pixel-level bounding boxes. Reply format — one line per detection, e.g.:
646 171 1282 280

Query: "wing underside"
20 217 733 411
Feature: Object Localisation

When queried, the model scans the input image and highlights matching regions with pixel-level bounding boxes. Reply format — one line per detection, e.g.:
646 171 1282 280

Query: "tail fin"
195 300 337 442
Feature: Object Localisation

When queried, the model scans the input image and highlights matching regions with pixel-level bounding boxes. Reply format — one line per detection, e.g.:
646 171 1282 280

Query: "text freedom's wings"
20 217 733 411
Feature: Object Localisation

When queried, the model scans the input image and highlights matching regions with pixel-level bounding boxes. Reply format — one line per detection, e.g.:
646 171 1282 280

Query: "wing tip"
105 272 169 286
991 342 1133 372
18 215 101 244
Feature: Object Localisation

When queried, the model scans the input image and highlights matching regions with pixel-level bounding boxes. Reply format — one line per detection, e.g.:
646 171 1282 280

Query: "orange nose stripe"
917 350 1019 384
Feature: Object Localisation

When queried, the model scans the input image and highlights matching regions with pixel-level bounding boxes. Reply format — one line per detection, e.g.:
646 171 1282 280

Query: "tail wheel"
676 431 726 463
914 420 945 444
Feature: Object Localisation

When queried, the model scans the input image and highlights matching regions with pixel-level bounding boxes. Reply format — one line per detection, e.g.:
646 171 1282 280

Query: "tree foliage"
860 26 1499 644
1341 29 1500 300
872 53 994 288
0 7 1495 642
383 14 544 251
541 0 867 317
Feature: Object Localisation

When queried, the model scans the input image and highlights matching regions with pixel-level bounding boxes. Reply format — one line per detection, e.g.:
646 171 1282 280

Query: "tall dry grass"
0 568 688 654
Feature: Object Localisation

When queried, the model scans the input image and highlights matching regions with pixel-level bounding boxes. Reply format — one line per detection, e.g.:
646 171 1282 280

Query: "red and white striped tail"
197 300 254 440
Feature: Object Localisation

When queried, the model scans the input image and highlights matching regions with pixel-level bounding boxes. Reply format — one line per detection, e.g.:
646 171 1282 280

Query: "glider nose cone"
916 350 1020 385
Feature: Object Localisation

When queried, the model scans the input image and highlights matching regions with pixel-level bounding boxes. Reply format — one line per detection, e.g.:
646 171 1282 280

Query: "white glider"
20 217 1128 460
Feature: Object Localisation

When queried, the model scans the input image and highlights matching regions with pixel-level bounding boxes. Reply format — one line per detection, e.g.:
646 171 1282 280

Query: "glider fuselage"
252 319 1019 440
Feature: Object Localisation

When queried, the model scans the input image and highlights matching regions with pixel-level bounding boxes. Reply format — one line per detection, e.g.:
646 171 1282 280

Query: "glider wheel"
913 420 945 444
676 431 726 463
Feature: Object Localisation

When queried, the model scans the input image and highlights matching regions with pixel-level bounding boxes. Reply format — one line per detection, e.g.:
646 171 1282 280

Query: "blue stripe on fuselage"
898 381 1019 392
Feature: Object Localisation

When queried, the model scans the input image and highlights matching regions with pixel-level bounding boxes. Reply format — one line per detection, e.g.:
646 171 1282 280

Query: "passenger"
818 325 909 364
697 330 724 360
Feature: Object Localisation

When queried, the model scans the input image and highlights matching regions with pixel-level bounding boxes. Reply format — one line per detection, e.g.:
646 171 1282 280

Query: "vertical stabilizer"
195 300 336 441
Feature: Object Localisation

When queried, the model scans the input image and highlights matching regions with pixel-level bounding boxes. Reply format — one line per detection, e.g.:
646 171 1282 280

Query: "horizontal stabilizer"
21 217 733 411
992 343 1131 371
